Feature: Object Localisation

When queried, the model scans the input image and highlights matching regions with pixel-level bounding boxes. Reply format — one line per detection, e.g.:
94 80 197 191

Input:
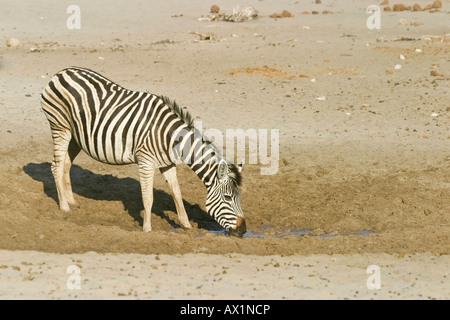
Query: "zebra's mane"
159 95 242 186
160 95 194 129
228 163 242 186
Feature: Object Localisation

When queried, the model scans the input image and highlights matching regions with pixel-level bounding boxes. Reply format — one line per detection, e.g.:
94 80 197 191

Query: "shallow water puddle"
207 227 372 238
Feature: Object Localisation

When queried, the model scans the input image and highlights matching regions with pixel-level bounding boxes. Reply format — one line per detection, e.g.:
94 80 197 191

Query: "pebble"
430 70 444 77
394 64 402 70
432 1 442 9
393 4 406 11
269 10 292 18
210 5 220 14
316 96 326 101
6 38 20 47
399 54 405 60
282 10 292 17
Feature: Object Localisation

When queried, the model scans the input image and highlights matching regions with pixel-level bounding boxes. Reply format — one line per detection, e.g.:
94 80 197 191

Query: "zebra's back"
41 67 172 165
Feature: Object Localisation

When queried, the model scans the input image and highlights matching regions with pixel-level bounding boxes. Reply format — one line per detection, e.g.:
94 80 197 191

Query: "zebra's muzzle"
228 217 246 237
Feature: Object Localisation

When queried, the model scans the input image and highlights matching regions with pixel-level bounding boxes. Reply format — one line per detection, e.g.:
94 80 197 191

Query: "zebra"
40 66 246 237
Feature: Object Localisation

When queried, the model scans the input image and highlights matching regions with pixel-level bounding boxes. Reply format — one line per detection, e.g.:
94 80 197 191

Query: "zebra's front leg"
63 139 81 206
160 165 192 229
137 160 156 232
51 130 72 212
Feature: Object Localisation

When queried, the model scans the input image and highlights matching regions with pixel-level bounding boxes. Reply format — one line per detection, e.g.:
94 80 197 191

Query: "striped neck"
189 144 219 188
171 126 219 187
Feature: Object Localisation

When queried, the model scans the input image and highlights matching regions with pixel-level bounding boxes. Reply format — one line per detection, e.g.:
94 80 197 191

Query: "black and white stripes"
41 67 246 236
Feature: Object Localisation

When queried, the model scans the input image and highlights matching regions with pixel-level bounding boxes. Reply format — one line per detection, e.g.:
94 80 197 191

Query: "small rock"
423 4 433 10
210 5 220 14
322 10 332 14
393 4 406 11
281 10 292 17
413 4 422 11
394 64 402 70
431 112 439 117
399 18 409 25
311 10 319 14
381 0 389 5
6 38 20 47
315 0 321 3
269 10 292 18
316 96 326 101
384 6 392 11
430 70 444 77
399 54 405 60
415 48 422 52
200 33 215 40
432 1 442 9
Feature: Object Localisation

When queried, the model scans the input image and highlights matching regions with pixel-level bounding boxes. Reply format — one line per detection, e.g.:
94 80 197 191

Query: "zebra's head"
206 159 246 237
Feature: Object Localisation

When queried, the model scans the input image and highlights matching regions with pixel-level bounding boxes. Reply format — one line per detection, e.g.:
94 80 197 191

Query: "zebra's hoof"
180 220 192 229
60 204 71 212
143 225 152 232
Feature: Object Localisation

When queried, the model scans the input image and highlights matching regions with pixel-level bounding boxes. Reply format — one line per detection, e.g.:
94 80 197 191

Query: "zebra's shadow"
23 162 221 231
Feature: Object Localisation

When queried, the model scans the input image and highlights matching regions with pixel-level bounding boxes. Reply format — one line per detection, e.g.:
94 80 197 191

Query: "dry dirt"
0 0 449 299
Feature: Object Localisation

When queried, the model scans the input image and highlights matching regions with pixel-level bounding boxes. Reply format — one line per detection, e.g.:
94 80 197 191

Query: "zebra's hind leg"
160 165 192 229
137 157 156 232
50 129 73 211
63 138 81 206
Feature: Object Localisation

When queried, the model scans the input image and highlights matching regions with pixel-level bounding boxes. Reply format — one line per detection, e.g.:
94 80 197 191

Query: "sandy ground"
1 250 449 300
0 0 449 299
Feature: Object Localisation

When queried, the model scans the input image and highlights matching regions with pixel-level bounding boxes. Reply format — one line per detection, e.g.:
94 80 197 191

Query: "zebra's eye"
224 195 232 202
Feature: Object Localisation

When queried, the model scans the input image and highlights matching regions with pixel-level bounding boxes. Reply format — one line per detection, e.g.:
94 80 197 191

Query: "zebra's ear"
217 159 228 180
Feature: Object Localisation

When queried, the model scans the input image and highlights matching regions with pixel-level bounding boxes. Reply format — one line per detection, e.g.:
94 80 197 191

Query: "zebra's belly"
83 148 136 165
74 131 137 165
